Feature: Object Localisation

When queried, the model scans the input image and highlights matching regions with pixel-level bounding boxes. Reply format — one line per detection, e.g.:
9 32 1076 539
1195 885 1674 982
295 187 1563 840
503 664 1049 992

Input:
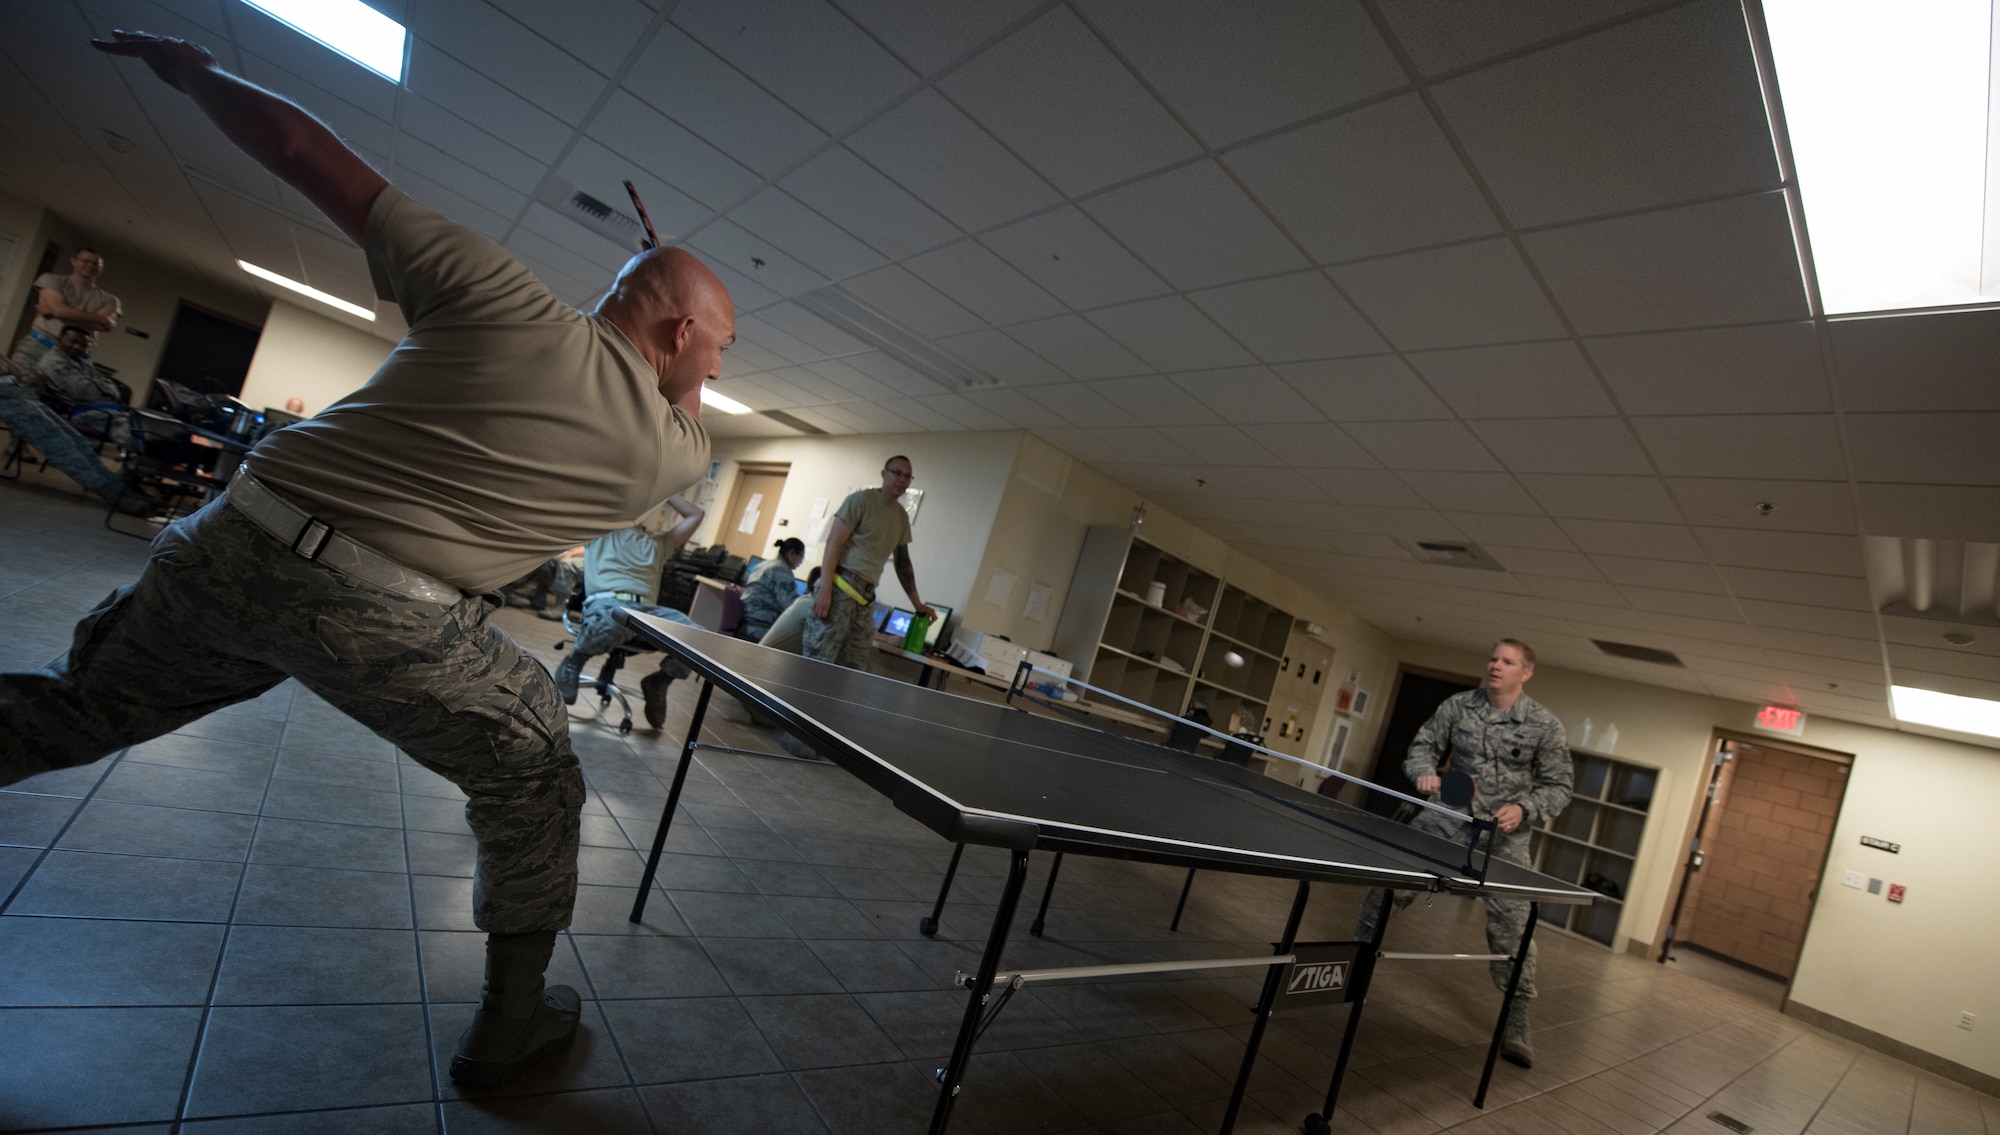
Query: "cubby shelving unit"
1526 749 1657 947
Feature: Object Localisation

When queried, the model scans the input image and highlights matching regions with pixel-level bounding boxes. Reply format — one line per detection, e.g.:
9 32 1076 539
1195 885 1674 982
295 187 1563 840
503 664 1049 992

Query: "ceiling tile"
1343 420 1501 472
1396 471 1542 515
484 0 653 75
1441 513 1577 552
1299 468 1426 508
726 188 883 279
1854 484 2000 543
1187 272 1388 363
412 0 606 123
980 206 1171 310
1081 161 1308 290
1828 307 2000 412
1761 651 1887 684
803 359 902 401
587 91 764 212
671 0 917 133
1168 366 1322 425
406 40 570 160
1737 600 1879 640
1667 478 1857 534
393 144 528 226
836 266 984 338
1523 192 1809 335
1717 566 1873 609
833 0 1046 74
1844 413 2000 486
1226 94 1498 264
941 7 1199 196
513 202 630 276
1236 424 1380 469
755 303 873 357
1755 627 1882 665
1087 376 1223 427
1085 296 1256 372
1152 425 1286 467
686 220 828 297
1631 415 1847 481
1035 427 1144 464
1276 356 1452 421
1343 506 1465 541
1586 322 1828 415
1517 574 1624 603
1471 418 1652 475
558 137 712 240
1697 528 1863 576
395 94 542 196
1559 519 1706 562
1080 0 1403 145
847 90 1060 230
839 350 951 396
1330 239 1566 351
1023 384 1142 429
1406 340 1615 419
780 147 962 260
1617 585 1744 621
1432 0 1777 227
1004 314 1150 380
912 392 1016 431
623 26 828 177
902 240 1066 326
1518 474 1680 523
935 329 1070 386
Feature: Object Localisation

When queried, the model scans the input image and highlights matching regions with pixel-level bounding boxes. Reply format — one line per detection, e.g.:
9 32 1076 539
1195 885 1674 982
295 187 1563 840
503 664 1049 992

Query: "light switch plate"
1842 869 1865 889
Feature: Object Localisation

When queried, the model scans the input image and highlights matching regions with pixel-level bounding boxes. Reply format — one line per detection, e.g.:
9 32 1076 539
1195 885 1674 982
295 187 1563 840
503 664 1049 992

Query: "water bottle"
903 613 931 653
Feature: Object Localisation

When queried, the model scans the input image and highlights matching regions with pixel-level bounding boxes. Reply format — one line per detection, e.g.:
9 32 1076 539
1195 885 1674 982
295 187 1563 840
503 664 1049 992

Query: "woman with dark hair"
740 536 806 640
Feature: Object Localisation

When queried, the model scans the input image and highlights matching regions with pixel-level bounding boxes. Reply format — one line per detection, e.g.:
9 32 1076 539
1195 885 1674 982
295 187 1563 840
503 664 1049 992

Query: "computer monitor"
881 605 953 649
922 605 953 648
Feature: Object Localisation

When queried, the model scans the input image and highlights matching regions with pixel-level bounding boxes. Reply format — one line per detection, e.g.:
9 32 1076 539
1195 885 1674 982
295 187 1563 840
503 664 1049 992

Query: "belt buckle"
291 517 334 561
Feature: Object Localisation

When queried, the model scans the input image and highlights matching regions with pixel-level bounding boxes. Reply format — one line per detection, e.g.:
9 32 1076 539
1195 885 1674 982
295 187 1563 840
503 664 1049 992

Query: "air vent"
761 410 826 435
532 174 648 251
1592 640 1686 667
1396 539 1504 571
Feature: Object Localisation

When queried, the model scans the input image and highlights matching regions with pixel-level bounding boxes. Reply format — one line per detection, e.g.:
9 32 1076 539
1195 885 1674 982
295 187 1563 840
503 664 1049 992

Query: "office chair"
105 409 222 537
553 582 661 736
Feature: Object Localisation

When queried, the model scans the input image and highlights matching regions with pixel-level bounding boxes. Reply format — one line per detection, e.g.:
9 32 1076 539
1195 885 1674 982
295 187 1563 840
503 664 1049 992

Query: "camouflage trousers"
1356 809 1539 998
801 579 873 669
567 594 695 677
0 495 584 935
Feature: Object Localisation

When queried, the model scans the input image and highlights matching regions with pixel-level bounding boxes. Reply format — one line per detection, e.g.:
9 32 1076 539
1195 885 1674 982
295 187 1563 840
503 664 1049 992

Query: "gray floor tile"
576 844 646 887
648 851 756 893
418 930 590 1003
403 793 474 836
0 790 80 848
741 993 905 1069
670 888 798 938
808 938 941 993
57 799 258 861
427 998 630 1101
568 882 692 936
234 863 414 929
405 829 475 877
639 1071 833 1134
412 874 479 930
251 816 409 873
96 761 270 815
124 732 279 777
599 996 785 1084
261 778 405 829
0 1006 203 1128
5 761 113 798
272 749 403 792
439 1085 653 1133
571 933 730 1000
7 850 243 922
708 936 846 995
185 1004 432 1116
0 916 226 1006
0 844 40 897
772 895 890 940
172 711 289 748
214 926 422 1004
796 1061 946 1135
182 1102 437 1133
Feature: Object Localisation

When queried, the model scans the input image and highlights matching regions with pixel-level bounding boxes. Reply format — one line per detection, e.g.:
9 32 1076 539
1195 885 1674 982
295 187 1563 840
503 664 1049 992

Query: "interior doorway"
1360 666 1476 817
1658 734 1852 994
719 462 789 560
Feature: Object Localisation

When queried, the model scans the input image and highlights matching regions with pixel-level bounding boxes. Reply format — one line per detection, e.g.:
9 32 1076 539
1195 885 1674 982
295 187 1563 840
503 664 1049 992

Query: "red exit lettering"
1754 704 1807 736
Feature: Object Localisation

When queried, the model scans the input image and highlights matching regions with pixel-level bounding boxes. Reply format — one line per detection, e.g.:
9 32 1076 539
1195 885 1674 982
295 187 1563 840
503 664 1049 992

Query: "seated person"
499 547 582 619
0 354 150 513
755 567 821 656
552 494 704 729
33 325 130 447
739 536 804 640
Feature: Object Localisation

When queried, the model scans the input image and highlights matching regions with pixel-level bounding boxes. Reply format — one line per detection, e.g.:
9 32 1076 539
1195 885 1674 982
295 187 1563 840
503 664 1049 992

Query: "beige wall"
240 300 394 415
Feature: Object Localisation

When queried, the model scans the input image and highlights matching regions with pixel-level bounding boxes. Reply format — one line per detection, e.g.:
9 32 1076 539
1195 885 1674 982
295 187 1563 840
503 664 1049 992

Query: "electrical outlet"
1961 1011 1976 1031
1842 869 1865 889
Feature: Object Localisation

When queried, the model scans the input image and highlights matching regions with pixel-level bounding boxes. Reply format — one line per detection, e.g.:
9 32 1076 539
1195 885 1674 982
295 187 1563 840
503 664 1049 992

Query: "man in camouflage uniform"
803 455 934 668
1356 638 1572 1068
33 324 131 447
3 31 732 1087
554 495 705 729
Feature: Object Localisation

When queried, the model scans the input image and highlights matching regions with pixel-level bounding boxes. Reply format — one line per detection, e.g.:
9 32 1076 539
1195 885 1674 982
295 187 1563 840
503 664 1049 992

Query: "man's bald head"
597 246 735 412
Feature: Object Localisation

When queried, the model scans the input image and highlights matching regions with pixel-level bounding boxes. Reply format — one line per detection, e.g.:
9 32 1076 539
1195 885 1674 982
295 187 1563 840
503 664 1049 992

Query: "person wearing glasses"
804 455 933 669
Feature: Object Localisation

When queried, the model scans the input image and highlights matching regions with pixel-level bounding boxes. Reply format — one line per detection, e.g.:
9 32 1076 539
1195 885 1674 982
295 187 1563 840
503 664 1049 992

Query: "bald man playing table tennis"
0 31 734 1086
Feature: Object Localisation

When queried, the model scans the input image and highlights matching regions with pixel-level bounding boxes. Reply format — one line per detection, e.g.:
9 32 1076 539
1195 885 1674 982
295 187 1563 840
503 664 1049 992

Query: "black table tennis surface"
622 613 1596 904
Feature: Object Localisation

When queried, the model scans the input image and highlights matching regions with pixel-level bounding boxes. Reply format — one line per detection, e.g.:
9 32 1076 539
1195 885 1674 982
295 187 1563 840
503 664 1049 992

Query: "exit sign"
1754 704 1807 736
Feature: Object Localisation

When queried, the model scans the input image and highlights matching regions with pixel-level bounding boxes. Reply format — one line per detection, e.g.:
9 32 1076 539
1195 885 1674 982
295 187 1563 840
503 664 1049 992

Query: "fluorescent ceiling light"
238 260 376 321
701 386 752 415
237 0 407 83
1891 684 2000 738
1764 1 1994 314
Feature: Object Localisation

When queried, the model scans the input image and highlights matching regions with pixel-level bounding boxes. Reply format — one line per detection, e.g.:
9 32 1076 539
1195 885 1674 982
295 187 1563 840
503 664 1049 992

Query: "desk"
183 423 253 485
686 576 731 632
869 638 1167 734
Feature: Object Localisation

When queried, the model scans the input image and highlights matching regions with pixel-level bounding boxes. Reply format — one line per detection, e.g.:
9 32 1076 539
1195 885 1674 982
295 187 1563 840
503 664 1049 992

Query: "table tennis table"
618 613 1595 1135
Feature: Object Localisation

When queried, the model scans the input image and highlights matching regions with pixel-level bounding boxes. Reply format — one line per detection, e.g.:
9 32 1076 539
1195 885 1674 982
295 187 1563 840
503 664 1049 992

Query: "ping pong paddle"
1438 768 1476 809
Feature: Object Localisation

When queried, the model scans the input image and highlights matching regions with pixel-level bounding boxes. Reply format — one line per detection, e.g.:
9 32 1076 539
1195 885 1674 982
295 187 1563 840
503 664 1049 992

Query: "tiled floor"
3 468 1997 1134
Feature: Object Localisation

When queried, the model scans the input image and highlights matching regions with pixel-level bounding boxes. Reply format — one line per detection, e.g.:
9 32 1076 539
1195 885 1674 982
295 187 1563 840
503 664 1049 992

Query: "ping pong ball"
1222 651 1246 668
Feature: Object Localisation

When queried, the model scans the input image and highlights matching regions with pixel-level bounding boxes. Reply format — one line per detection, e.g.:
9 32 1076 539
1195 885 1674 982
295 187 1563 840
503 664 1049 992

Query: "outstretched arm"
92 31 387 242
663 494 704 550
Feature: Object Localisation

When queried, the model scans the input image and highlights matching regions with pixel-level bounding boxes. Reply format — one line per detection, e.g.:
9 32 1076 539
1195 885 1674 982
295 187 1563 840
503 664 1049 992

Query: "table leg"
1028 851 1064 937
629 678 713 923
929 849 1030 1135
921 842 966 936
1474 901 1540 1108
1169 868 1196 931
1305 891 1396 1135
1219 880 1311 1134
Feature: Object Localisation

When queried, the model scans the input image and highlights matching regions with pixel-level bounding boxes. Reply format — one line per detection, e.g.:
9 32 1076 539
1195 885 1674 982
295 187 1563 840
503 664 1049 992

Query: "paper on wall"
810 497 828 519
736 510 760 534
1023 581 1052 622
984 567 1017 607
805 517 831 545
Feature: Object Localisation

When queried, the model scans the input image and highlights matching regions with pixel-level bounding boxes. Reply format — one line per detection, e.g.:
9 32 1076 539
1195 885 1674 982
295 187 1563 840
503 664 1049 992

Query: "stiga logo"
1287 961 1347 995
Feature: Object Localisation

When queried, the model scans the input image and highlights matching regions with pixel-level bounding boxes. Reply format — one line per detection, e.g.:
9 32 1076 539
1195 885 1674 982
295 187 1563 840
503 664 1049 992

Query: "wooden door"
721 465 788 559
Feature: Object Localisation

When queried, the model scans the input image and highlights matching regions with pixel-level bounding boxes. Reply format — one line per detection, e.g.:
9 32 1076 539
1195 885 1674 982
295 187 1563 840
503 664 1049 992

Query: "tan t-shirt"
31 273 122 344
583 527 672 602
245 187 710 593
834 488 914 584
